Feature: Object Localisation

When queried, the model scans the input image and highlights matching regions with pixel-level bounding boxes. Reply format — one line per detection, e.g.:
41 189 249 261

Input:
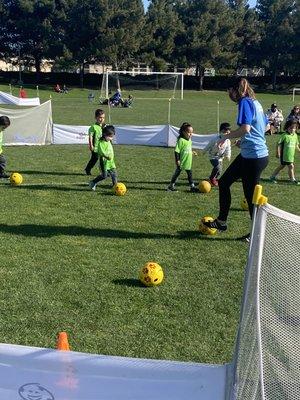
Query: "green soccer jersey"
97 139 116 170
278 132 299 163
88 123 103 152
175 137 193 170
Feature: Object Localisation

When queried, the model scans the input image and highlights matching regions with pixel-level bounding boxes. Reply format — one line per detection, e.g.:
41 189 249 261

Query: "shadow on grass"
20 170 84 176
0 224 247 241
7 184 88 192
112 278 144 288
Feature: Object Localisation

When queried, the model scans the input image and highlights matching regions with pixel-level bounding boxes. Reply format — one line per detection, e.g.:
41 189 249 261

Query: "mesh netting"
230 204 300 400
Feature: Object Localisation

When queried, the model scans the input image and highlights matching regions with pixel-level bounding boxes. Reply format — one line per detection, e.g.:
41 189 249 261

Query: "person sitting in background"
266 103 283 134
19 87 27 98
123 94 133 108
286 105 300 125
54 84 61 93
88 92 95 103
109 89 124 107
62 84 69 94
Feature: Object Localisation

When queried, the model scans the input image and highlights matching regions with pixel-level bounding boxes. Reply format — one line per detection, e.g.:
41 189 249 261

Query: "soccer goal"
100 70 184 100
292 88 300 102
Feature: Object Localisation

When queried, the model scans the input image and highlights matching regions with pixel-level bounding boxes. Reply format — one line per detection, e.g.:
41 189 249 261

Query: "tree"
178 0 238 90
256 0 298 88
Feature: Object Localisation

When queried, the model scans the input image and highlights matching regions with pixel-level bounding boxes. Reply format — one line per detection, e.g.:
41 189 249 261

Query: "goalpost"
101 70 184 100
292 88 300 102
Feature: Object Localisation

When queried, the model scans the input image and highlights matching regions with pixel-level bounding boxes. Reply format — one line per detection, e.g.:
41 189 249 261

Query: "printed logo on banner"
76 131 87 140
18 383 55 400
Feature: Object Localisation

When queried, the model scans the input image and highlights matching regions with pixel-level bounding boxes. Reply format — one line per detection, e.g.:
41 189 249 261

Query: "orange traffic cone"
56 331 70 351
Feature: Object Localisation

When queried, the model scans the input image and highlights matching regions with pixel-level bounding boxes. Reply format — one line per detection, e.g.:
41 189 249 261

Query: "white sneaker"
89 181 96 191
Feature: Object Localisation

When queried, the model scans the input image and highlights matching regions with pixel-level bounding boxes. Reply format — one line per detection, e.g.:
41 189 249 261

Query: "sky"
142 0 257 10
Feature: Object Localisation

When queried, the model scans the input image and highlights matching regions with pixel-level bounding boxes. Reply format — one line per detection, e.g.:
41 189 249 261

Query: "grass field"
0 84 299 364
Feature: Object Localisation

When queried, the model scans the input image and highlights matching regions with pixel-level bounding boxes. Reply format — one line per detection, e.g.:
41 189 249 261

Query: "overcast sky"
142 0 257 10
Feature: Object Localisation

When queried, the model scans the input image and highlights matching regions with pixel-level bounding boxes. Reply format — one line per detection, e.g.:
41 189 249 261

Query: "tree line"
0 0 299 89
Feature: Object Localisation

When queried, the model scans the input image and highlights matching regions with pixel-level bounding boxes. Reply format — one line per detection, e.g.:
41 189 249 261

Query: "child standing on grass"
269 120 300 185
203 122 231 186
89 125 117 191
84 109 105 175
167 122 197 192
0 116 11 179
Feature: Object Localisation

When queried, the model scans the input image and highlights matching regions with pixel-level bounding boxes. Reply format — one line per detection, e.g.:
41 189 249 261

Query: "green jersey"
0 130 3 154
97 139 116 170
88 123 102 152
175 137 193 170
278 132 299 163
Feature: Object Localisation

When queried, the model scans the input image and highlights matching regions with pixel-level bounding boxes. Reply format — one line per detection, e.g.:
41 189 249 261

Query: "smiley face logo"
18 383 54 400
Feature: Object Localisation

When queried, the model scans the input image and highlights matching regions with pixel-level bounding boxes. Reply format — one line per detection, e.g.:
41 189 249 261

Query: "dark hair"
227 77 256 100
0 116 10 128
178 122 192 139
284 119 298 132
220 122 231 132
95 109 105 117
102 125 115 137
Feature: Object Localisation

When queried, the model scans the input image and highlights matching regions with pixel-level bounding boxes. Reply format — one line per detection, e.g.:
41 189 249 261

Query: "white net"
229 204 300 400
100 71 183 100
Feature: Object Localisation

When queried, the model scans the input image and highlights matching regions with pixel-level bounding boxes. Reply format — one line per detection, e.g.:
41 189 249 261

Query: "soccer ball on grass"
113 182 127 196
198 180 211 193
10 172 23 186
199 216 217 236
139 262 164 287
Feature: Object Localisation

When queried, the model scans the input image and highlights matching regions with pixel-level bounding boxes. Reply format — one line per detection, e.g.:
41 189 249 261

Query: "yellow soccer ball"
139 262 164 287
198 180 211 193
10 172 23 186
114 182 127 196
199 216 217 236
241 198 249 211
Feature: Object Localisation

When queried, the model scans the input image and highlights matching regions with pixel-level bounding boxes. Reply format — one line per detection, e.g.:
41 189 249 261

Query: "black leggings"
170 166 194 186
218 154 268 221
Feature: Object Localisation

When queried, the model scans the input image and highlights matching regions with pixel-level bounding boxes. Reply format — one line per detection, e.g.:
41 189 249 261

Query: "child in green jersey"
167 122 197 192
85 109 105 175
0 116 11 179
269 120 300 184
89 125 117 191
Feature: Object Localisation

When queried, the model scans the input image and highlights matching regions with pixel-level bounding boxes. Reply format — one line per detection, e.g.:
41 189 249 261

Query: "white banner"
1 101 52 145
0 91 40 106
53 124 217 149
0 343 227 400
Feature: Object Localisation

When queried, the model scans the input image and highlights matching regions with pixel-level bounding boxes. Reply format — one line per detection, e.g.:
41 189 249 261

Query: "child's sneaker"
269 176 277 183
89 181 96 191
239 233 251 243
291 180 300 185
166 185 177 192
190 186 199 193
203 218 227 232
0 173 9 179
210 177 219 187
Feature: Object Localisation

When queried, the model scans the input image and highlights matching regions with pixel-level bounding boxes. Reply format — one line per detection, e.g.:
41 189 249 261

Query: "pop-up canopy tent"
0 187 299 399
0 90 40 106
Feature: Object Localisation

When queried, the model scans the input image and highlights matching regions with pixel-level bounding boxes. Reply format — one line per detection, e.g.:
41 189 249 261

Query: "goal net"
228 202 300 399
100 71 184 100
292 88 300 102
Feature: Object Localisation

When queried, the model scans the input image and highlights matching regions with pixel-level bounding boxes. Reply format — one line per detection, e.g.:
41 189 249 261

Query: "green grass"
0 84 299 364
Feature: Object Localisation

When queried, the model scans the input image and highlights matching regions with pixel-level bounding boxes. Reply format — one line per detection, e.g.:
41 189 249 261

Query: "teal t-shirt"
88 123 102 151
175 137 193 170
278 132 299 163
97 139 116 170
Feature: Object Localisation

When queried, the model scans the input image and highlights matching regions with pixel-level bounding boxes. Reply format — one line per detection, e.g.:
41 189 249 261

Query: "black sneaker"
203 219 227 232
190 186 199 193
166 185 177 192
0 173 9 179
238 233 251 243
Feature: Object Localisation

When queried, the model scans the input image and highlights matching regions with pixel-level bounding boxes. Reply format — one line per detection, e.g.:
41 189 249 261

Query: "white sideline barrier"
53 124 217 149
0 344 228 399
0 91 40 106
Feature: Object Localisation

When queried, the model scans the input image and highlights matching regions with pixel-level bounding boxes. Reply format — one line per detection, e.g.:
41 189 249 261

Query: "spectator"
62 84 69 94
54 84 61 93
286 105 300 125
88 92 95 103
266 103 284 134
19 87 27 98
123 94 133 108
109 89 124 107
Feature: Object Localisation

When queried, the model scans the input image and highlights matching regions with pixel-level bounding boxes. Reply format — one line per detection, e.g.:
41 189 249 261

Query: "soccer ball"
199 216 217 236
198 180 211 193
10 172 23 186
241 198 249 211
139 262 164 287
114 182 127 196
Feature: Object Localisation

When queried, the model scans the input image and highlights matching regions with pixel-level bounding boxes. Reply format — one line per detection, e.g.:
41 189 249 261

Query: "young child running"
269 120 300 185
89 125 117 191
203 122 231 186
0 116 11 178
85 109 105 175
167 122 197 192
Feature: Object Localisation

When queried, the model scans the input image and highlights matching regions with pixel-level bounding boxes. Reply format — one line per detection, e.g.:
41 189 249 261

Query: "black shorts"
280 157 293 166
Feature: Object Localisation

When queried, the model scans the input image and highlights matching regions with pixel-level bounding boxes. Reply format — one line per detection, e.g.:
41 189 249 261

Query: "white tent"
1 100 52 145
0 91 40 106
0 193 299 399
